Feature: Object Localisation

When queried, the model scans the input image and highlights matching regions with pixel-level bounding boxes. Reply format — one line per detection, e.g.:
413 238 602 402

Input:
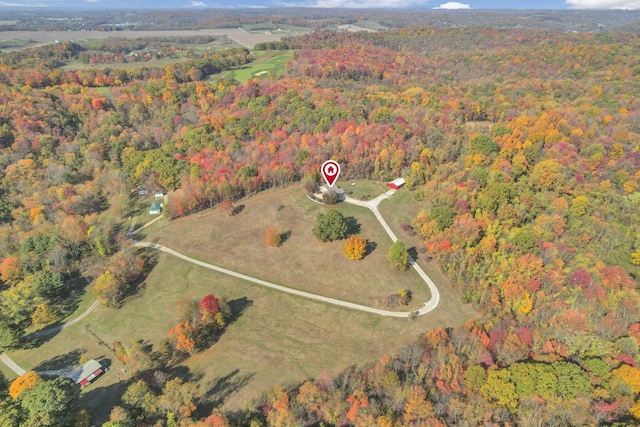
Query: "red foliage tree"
200 294 220 317
569 269 591 289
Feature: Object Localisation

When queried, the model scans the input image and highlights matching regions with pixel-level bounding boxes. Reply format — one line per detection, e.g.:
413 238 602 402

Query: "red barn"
67 359 104 388
388 178 405 190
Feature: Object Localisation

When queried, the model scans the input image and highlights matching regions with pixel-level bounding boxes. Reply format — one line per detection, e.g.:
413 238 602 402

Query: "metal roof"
67 359 102 383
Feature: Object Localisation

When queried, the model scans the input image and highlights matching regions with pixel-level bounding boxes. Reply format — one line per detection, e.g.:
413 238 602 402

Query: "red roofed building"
67 359 104 388
388 178 405 190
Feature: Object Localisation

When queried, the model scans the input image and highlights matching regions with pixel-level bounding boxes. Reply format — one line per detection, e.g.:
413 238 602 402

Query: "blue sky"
1 0 640 9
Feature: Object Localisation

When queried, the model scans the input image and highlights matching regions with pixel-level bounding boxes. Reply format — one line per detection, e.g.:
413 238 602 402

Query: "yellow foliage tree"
609 364 640 394
570 196 589 216
93 270 122 307
630 400 640 420
532 159 562 189
343 235 367 260
31 303 55 328
9 371 42 399
624 180 637 194
403 385 434 424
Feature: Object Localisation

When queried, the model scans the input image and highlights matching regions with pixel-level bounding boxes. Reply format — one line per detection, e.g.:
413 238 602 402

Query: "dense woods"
0 20 639 426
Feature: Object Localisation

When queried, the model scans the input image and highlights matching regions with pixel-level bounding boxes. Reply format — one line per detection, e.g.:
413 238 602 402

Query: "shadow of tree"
79 379 128 425
197 297 253 351
346 216 361 235
232 204 245 215
197 369 256 417
57 273 91 319
226 297 253 326
116 249 159 306
24 273 92 348
280 230 292 245
365 240 377 257
34 348 86 373
162 364 203 384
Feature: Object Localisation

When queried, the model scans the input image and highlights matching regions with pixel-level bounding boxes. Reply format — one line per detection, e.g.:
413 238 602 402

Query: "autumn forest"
0 10 639 427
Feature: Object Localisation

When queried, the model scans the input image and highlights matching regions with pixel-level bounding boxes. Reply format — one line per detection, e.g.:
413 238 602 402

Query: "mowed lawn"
343 179 389 200
147 185 430 310
227 50 292 83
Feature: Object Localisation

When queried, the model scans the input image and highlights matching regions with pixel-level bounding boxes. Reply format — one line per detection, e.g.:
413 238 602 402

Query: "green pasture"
226 50 291 82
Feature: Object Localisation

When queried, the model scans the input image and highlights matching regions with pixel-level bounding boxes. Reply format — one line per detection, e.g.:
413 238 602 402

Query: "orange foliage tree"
9 371 42 399
265 226 282 247
343 235 366 260
168 322 197 354
0 257 22 286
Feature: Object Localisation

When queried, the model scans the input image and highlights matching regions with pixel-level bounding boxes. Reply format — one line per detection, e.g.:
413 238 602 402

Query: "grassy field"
342 179 389 200
241 23 312 34
0 359 17 381
5 183 476 422
353 20 389 30
143 186 429 310
226 50 291 83
378 188 425 236
61 55 194 72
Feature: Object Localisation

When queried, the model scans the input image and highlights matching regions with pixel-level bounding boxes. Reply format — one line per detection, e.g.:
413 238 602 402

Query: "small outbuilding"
138 188 148 196
67 359 104 388
149 201 162 215
154 191 165 198
388 178 405 190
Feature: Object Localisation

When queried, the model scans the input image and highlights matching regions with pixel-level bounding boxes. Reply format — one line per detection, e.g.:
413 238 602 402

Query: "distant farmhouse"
388 178 405 190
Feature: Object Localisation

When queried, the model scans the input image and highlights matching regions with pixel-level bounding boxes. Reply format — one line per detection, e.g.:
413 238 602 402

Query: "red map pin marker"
321 160 341 187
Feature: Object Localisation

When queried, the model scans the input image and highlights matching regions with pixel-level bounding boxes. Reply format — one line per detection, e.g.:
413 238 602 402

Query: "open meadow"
144 185 430 310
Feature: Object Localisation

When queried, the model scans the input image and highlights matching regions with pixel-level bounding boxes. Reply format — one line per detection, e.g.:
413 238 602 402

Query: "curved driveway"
135 241 418 318
0 300 102 376
343 190 440 314
135 188 440 318
0 189 442 376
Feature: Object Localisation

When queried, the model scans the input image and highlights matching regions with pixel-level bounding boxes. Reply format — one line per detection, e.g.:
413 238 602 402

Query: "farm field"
61 54 193 71
241 23 312 34
60 36 242 71
6 184 475 422
0 28 283 49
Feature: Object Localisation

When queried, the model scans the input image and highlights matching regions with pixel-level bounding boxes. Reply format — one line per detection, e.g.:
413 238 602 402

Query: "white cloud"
305 0 433 7
86 0 99 2
0 1 48 5
186 0 207 6
434 1 471 8
566 0 640 8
